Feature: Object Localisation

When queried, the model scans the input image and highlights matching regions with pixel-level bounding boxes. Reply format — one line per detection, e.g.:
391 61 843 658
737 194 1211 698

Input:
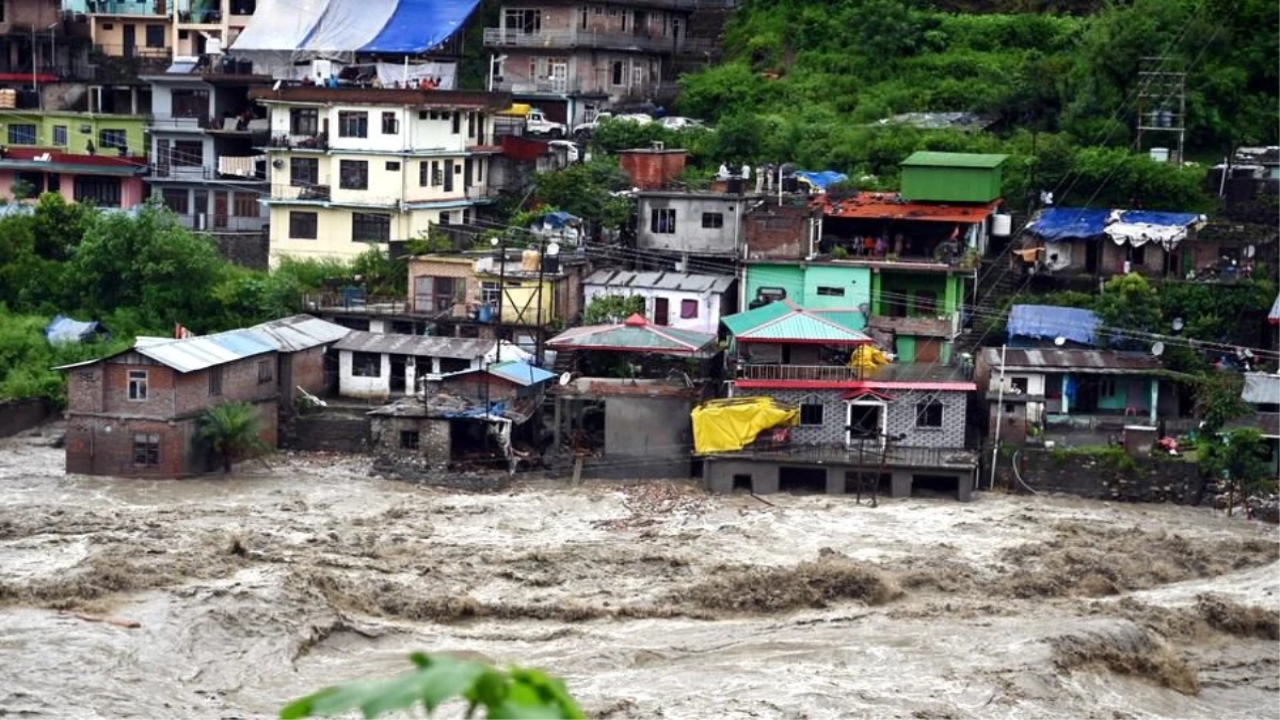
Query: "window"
352 352 381 377
451 111 461 134
132 433 160 466
414 276 461 313
481 281 501 308
232 192 259 218
816 286 845 297
7 124 36 144
161 189 189 215
431 161 443 185
418 161 430 186
701 212 724 229
504 8 541 33
338 111 368 138
145 24 165 48
258 359 274 384
799 400 824 426
289 211 317 239
916 399 944 428
171 140 204 167
171 88 209 118
128 370 148 400
290 108 318 135
611 61 624 86
385 161 401 172
650 208 676 234
52 125 67 146
400 430 420 450
13 171 43 197
381 111 399 134
74 177 122 207
290 157 318 187
1100 379 1117 397
438 211 451 225
208 366 223 396
99 129 128 150
352 212 391 242
680 299 698 319
339 160 368 190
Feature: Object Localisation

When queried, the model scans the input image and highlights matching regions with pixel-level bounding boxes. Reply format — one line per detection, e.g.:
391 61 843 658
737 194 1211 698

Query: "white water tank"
991 213 1012 237
1150 147 1170 163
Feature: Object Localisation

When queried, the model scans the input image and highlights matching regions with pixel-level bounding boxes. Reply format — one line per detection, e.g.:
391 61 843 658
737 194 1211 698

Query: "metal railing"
302 293 411 315
270 183 331 201
484 28 689 54
267 134 329 151
79 0 167 15
735 365 863 382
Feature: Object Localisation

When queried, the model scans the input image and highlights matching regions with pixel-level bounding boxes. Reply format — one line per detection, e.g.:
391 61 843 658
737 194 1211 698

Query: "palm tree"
198 401 269 473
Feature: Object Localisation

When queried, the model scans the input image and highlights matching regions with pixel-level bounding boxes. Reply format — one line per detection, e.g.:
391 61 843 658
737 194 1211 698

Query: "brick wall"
437 375 520 404
217 232 269 270
0 399 54 438
285 346 329 406
744 204 813 260
370 416 451 474
407 258 478 314
99 358 178 418
619 150 688 190
171 354 280 419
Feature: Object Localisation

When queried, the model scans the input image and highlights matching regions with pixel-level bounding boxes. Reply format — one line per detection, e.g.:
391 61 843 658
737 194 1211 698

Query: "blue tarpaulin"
1007 304 1100 346
794 171 849 191
360 0 481 53
1026 208 1111 241
539 211 580 229
1115 210 1201 228
44 315 109 344
231 0 480 55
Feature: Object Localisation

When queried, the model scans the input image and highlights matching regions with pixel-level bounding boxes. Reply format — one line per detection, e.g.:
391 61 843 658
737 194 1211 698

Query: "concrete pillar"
956 473 972 502
890 470 912 498
752 465 779 495
825 467 846 495
705 460 733 494
1149 378 1159 426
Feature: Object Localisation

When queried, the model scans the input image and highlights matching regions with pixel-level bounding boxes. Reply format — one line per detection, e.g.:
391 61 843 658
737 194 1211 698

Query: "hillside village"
0 0 1276 506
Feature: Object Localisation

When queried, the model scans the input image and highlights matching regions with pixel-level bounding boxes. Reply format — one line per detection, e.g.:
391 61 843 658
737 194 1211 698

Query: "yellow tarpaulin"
691 397 799 454
497 103 533 117
848 344 890 369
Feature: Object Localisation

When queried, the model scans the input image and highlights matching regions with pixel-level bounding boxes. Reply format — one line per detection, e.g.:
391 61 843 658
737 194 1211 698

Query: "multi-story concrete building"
0 109 148 207
61 0 257 60
0 0 94 87
483 0 719 127
250 86 509 266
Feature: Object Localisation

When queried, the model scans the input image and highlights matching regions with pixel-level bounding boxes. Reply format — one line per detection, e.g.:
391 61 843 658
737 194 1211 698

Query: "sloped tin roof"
333 330 494 360
583 269 734 294
900 151 1008 169
134 329 276 373
547 314 717 355
243 314 351 352
721 301 872 344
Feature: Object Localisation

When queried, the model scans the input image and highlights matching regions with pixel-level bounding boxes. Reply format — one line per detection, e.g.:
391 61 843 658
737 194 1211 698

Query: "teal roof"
721 301 871 344
547 314 718 356
900 151 1008 169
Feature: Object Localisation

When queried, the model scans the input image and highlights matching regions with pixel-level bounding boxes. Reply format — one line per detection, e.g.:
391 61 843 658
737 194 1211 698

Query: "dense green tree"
532 159 633 229
583 295 646 324
1092 274 1161 349
1198 428 1276 515
198 401 269 473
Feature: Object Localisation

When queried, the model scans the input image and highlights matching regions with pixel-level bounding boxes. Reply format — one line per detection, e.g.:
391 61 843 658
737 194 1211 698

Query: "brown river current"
1 424 1278 719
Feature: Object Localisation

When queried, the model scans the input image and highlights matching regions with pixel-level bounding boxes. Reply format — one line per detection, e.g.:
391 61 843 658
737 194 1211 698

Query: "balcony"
867 313 959 339
267 133 329 151
735 365 863 383
82 0 167 15
271 183 331 202
175 213 267 234
484 28 687 54
149 113 209 131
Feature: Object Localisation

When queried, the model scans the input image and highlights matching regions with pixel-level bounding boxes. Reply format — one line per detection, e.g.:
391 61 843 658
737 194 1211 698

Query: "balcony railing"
271 183 332 201
735 365 863 383
303 293 411 315
82 0 167 15
484 28 688 54
267 133 329 151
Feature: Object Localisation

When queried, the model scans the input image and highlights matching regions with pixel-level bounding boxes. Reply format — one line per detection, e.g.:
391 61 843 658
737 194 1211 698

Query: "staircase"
955 259 1024 357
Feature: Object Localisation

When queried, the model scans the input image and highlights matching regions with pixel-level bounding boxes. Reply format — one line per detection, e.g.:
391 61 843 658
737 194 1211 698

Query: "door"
847 403 885 448
389 356 407 394
549 61 568 93
413 276 433 312
123 24 136 57
464 157 473 191
1084 239 1099 273
213 191 228 228
443 160 454 192
653 297 669 326
915 338 941 363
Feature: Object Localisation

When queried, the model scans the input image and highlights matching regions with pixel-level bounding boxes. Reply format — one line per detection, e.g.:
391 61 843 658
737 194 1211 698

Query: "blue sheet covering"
360 0 482 53
794 170 849 190
1117 210 1201 228
1007 304 1100 346
1026 207 1111 241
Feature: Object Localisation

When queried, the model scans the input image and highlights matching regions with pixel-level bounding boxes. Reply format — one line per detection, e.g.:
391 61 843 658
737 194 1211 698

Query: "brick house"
61 330 282 478
700 300 980 500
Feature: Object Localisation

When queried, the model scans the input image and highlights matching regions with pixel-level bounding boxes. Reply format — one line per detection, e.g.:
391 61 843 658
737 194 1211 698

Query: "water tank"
991 213 1012 237
1150 147 1170 163
521 248 541 272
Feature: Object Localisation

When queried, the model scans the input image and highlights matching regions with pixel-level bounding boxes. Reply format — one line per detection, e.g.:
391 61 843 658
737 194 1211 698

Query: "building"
251 86 509 266
0 0 94 87
145 62 271 260
899 151 1007 205
171 0 258 56
61 0 173 63
547 313 720 478
238 314 351 408
60 329 281 477
741 196 823 262
636 189 763 258
482 0 715 128
0 110 148 207
582 269 735 334
1019 207 1209 279
330 330 497 400
1228 372 1280 474
700 300 979 500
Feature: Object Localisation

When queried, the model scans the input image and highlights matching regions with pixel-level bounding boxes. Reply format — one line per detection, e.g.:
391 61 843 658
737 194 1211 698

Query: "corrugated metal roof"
488 361 556 386
722 301 871 344
900 151 1008 169
979 347 1163 373
1242 373 1280 405
134 329 276 373
548 314 718 355
333 330 494 360
243 314 351 352
584 269 735 294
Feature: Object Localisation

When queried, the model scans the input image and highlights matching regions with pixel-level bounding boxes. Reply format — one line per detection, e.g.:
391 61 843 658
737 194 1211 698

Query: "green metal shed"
899 151 1007 203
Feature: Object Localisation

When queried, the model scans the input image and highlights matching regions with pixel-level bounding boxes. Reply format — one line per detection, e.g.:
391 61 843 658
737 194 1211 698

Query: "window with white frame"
132 433 160 465
127 370 148 400
481 282 502 308
650 208 676 234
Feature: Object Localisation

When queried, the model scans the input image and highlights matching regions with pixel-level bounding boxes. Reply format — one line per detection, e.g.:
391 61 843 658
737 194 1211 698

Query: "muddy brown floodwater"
1 424 1278 720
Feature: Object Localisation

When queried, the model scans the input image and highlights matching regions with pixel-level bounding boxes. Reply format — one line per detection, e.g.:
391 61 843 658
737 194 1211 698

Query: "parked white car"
547 139 582 163
524 108 567 138
657 116 706 131
572 112 653 138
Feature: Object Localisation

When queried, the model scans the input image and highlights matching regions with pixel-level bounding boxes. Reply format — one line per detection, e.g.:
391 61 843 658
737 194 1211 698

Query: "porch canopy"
721 300 872 346
546 314 718 356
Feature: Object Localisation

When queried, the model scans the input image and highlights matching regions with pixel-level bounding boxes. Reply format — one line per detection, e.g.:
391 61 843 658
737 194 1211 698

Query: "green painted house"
0 111 148 157
900 151 1007 204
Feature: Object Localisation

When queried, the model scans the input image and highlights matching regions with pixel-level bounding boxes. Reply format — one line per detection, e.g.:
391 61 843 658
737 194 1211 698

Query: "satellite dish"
1054 336 1066 346
1151 341 1165 357
1245 244 1256 258
546 241 561 257
558 372 572 386
271 158 285 169
1171 317 1184 332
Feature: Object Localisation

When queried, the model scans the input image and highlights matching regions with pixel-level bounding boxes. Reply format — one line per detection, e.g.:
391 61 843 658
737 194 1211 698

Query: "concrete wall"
743 203 816 260
582 282 725 334
0 399 54 438
370 415 450 475
705 458 972 501
994 447 1207 505
595 395 694 478
636 193 747 256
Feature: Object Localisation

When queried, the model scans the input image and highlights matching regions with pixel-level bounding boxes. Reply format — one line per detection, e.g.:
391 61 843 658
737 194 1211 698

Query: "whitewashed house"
583 270 736 335
331 331 494 400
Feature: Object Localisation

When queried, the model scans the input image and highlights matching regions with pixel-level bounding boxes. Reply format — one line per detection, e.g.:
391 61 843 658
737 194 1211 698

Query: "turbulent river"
1 424 1277 720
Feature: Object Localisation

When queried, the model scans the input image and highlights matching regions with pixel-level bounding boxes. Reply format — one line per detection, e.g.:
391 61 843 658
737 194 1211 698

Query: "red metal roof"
3 147 145 167
817 193 1000 224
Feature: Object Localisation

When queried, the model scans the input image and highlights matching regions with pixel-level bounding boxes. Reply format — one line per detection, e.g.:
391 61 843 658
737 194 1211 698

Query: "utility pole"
1136 56 1187 166
989 344 1008 490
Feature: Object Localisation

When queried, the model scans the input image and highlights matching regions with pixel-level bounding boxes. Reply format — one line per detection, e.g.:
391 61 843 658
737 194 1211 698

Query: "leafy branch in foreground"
281 652 584 720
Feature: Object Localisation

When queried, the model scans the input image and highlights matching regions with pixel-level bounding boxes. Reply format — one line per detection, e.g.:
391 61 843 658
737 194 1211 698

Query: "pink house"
0 147 146 208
